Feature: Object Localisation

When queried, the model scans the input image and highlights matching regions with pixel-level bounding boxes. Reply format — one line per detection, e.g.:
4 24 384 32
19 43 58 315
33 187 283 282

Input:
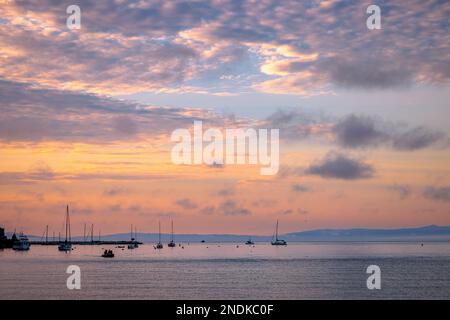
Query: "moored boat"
13 234 30 251
271 220 287 246
58 205 72 252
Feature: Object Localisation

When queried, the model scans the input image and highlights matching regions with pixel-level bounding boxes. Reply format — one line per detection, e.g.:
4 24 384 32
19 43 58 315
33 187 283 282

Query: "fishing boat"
13 233 30 251
271 220 287 246
245 237 254 245
155 221 163 249
58 205 72 252
168 220 176 248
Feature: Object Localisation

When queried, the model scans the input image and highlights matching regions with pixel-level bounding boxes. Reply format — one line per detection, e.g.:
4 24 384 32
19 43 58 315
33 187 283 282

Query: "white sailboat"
58 205 72 252
156 221 163 249
168 220 176 247
271 220 287 246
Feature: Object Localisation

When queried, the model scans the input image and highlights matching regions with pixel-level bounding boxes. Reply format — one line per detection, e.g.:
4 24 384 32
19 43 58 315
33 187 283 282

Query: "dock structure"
30 240 143 246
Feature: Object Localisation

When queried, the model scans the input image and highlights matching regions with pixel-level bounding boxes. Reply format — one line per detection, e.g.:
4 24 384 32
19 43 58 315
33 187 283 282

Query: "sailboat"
58 205 72 251
155 221 163 249
133 226 139 248
127 224 138 249
168 220 176 247
271 220 287 246
245 237 254 245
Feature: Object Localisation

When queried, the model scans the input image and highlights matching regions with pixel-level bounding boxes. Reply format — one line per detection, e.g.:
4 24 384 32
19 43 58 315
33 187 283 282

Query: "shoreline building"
0 227 14 249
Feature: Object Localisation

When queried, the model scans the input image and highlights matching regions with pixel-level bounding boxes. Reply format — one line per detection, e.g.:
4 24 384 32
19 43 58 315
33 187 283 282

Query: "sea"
1 242 449 299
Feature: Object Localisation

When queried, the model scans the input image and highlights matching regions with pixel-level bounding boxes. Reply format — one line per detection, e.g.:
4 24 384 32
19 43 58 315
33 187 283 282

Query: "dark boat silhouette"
168 220 176 248
102 249 114 258
155 221 163 249
271 220 287 246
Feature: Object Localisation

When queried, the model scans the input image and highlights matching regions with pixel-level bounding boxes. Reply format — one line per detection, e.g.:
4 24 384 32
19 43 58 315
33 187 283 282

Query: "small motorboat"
245 237 254 245
102 249 115 258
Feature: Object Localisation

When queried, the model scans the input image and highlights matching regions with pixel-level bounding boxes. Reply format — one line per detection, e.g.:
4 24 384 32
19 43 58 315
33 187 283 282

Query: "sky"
0 0 449 236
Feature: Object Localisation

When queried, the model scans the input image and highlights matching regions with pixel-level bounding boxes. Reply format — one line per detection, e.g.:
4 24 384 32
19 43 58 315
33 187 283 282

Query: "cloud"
200 206 215 215
324 57 414 89
263 109 333 141
28 161 55 180
306 151 375 180
333 114 448 150
103 187 128 197
0 1 448 96
217 189 234 197
0 79 239 143
291 184 310 193
175 198 198 209
334 114 388 148
388 184 411 200
219 199 251 216
392 127 446 151
423 187 450 202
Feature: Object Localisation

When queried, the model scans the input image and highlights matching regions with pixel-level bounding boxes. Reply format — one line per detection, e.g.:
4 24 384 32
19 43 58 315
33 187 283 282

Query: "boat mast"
171 220 174 242
275 220 279 241
45 225 48 244
159 221 161 243
65 205 69 242
68 205 71 243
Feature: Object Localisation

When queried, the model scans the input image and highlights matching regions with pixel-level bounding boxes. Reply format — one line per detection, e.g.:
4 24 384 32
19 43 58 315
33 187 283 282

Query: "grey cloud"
200 206 215 215
423 187 450 202
0 80 233 143
291 184 310 193
334 114 388 148
306 152 375 180
333 114 447 150
217 189 234 197
264 109 332 141
112 116 139 136
388 184 411 200
324 57 414 89
392 127 446 151
103 187 128 197
219 199 251 216
176 198 198 210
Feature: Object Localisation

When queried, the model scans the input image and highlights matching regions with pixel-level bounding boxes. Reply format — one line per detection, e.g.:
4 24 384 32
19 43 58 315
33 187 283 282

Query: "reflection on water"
1 242 449 299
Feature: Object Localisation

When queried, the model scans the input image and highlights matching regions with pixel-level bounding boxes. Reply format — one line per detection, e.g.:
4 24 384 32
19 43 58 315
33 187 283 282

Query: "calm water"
1 242 450 299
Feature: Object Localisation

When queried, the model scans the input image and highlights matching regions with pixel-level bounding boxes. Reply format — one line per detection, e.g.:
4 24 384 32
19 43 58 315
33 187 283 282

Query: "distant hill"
7 225 450 243
284 225 450 241
81 225 450 242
